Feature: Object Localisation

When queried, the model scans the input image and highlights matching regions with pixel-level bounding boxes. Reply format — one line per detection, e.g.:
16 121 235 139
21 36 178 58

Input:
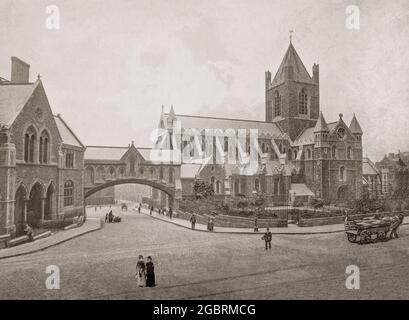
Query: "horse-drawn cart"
345 217 392 244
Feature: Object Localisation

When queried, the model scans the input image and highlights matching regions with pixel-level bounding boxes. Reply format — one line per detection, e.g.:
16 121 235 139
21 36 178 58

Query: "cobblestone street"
1 206 409 299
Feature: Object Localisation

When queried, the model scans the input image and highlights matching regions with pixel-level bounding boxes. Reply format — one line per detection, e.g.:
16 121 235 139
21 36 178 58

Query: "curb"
0 220 103 260
144 213 346 235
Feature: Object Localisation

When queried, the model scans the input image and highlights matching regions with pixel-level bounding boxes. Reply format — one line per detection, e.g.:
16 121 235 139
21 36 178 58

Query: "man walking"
262 228 272 250
190 213 197 230
169 207 173 220
389 213 404 240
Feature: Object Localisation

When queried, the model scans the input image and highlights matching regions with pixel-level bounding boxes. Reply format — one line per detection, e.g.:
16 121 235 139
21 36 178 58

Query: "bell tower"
265 37 320 141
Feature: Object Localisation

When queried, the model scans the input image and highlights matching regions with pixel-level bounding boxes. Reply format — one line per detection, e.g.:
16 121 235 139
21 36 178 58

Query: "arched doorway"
27 182 44 227
14 185 27 237
337 185 349 202
44 183 55 220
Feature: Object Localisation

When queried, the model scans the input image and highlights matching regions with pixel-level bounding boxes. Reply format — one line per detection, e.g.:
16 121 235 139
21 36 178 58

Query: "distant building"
0 57 85 238
376 152 408 196
362 157 382 199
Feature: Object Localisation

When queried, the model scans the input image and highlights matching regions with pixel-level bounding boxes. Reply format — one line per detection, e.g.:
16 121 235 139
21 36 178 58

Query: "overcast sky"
1 0 408 161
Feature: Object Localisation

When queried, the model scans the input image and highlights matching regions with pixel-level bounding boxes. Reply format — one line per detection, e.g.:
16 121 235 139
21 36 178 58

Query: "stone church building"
158 42 363 204
0 57 85 238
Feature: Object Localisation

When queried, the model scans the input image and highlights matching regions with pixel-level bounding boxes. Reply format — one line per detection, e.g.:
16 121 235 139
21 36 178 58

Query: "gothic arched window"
39 130 50 164
307 149 311 159
298 88 308 115
169 167 175 184
274 91 281 117
340 166 345 181
24 126 37 163
332 145 336 159
347 146 353 160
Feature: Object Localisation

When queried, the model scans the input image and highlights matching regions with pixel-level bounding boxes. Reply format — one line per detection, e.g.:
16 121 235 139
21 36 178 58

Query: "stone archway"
27 182 44 227
44 183 56 220
14 185 27 237
337 185 349 202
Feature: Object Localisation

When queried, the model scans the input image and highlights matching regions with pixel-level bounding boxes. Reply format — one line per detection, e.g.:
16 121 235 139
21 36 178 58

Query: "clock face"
337 128 345 139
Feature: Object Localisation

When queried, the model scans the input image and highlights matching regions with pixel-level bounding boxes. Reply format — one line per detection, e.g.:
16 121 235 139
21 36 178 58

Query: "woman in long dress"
146 256 156 287
136 255 146 287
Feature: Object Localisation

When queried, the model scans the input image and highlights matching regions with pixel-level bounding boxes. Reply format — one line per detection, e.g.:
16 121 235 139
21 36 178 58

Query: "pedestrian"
169 207 173 220
262 228 272 250
146 256 156 287
150 205 153 216
108 210 114 223
389 213 404 240
254 215 258 232
24 224 34 242
138 204 141 214
94 207 97 212
105 213 108 223
207 217 214 231
135 255 146 287
190 213 197 230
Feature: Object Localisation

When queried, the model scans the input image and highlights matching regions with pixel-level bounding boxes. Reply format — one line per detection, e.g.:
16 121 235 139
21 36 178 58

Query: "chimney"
11 56 30 83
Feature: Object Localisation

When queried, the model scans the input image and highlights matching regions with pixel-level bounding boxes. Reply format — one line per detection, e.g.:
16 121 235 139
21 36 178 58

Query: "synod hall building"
0 57 85 238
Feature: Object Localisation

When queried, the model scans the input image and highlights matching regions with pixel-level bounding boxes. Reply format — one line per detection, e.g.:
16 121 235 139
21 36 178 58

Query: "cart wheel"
360 230 371 244
347 233 357 243
377 231 387 241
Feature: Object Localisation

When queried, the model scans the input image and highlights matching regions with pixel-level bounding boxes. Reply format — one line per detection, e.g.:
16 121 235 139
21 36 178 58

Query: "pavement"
2 211 409 299
0 218 102 259
143 209 343 234
143 208 409 235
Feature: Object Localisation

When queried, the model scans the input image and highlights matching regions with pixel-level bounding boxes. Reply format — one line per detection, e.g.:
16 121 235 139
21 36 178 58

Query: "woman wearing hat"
146 256 156 287
136 255 146 287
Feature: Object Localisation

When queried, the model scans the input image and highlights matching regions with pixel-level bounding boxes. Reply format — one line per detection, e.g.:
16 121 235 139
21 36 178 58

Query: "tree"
193 180 214 199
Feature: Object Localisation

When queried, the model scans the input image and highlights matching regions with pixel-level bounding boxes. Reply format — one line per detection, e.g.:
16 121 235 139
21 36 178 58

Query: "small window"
347 146 353 160
39 130 50 164
298 88 308 115
340 166 345 181
307 149 311 159
64 180 74 207
65 150 75 168
274 91 281 117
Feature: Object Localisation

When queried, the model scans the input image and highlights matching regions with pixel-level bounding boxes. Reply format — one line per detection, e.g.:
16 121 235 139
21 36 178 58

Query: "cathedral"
158 41 363 204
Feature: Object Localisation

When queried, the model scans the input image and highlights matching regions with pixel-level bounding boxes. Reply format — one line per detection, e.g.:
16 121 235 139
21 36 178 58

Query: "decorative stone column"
0 127 17 236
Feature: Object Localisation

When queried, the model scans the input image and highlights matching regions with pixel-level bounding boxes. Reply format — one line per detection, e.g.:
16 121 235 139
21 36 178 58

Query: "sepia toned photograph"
1 0 409 305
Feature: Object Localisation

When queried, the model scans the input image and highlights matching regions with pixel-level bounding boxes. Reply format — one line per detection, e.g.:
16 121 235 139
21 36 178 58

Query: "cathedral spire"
314 111 329 133
349 113 363 134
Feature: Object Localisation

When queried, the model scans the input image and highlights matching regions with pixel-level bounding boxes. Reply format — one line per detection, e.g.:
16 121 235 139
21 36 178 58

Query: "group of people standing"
135 255 156 287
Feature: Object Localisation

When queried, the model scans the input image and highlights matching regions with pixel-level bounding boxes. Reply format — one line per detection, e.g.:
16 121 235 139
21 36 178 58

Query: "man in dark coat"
169 207 173 220
262 228 272 250
190 214 197 230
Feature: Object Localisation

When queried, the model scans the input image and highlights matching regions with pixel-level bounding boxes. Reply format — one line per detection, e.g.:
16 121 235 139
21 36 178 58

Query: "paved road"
1 206 409 299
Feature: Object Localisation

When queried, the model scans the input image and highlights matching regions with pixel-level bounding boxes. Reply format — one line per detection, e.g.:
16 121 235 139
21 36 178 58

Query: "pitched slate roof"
363 157 379 176
349 114 363 134
272 43 313 86
314 112 329 132
161 113 285 138
54 115 84 148
85 146 128 161
0 82 37 126
180 164 201 178
293 127 315 146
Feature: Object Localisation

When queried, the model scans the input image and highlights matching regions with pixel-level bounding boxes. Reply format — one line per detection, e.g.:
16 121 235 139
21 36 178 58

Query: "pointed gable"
314 112 329 132
0 81 38 126
349 114 363 134
272 43 313 86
